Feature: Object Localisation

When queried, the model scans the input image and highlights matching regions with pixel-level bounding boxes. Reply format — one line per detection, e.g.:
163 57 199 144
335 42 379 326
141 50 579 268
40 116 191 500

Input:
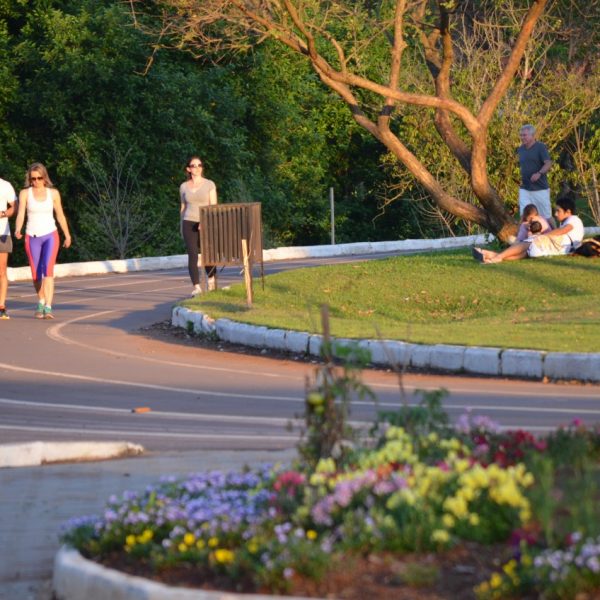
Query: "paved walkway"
0 448 295 600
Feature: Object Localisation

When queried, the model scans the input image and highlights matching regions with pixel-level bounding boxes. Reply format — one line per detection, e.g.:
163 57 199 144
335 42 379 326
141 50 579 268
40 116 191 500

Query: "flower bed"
62 347 600 598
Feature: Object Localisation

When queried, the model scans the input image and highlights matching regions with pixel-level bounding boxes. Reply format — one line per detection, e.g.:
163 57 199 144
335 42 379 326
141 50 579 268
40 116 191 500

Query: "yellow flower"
502 559 517 576
315 458 336 473
139 529 153 543
306 530 318 540
178 543 188 553
125 534 137 547
431 529 450 544
443 495 468 518
183 533 195 546
442 514 455 528
214 548 235 564
490 572 503 589
469 513 480 526
454 458 470 473
196 539 206 550
208 537 219 548
247 541 258 553
475 580 490 594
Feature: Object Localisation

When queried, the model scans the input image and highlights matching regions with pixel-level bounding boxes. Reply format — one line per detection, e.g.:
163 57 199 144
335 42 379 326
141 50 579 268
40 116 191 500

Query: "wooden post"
242 239 253 307
320 304 333 364
198 253 207 292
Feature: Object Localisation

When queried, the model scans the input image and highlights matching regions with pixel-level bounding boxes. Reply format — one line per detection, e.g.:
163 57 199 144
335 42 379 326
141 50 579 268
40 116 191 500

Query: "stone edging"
0 441 144 468
172 306 600 383
53 546 314 600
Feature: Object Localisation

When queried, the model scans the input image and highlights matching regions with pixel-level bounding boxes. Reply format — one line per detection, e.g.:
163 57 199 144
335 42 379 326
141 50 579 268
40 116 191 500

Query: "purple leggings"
25 230 59 280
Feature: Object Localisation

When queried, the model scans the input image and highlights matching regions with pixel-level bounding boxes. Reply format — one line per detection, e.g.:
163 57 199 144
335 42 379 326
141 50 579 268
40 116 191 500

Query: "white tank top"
26 187 56 237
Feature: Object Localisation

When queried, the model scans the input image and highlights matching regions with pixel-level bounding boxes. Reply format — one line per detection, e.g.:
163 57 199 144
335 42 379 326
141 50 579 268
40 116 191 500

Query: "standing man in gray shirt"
517 124 552 220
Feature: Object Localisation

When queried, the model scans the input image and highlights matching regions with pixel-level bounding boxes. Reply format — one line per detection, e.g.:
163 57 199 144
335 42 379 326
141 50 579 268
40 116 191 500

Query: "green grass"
185 249 600 353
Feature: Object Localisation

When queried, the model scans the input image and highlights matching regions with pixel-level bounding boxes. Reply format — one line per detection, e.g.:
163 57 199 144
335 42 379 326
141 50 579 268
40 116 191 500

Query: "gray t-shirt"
517 141 550 191
179 179 217 222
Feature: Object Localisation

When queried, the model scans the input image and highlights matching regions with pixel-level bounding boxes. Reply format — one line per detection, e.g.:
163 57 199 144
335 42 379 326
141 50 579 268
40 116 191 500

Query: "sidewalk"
0 447 296 600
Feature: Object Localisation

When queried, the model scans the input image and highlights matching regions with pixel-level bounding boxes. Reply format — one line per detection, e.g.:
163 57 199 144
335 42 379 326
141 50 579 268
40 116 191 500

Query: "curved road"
1 256 599 452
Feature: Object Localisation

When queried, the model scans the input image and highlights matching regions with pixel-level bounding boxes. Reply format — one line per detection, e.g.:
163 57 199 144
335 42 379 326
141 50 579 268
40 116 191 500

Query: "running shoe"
0 307 9 320
35 302 45 319
191 285 202 297
43 306 55 320
208 276 216 291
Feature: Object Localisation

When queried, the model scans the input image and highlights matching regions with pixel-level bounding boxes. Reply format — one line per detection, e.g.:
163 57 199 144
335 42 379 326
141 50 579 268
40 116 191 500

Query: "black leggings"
182 220 216 285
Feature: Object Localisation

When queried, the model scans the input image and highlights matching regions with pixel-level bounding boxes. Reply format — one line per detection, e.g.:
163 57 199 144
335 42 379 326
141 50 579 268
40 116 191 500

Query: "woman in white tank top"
15 162 72 319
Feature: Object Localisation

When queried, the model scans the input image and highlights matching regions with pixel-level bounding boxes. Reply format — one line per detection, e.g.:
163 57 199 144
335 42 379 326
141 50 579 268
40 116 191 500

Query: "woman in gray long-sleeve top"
179 156 217 296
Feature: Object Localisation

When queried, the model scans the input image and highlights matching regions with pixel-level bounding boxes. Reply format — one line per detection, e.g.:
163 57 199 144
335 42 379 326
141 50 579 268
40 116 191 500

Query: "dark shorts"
0 234 13 253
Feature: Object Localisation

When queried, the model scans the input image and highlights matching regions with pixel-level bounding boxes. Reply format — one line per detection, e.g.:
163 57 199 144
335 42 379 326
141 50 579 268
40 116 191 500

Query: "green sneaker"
43 306 55 320
0 307 9 320
35 302 45 319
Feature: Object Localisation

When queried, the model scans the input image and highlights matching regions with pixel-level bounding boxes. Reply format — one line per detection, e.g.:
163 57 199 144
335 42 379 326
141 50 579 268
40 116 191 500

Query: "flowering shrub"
60 358 600 598
476 533 600 599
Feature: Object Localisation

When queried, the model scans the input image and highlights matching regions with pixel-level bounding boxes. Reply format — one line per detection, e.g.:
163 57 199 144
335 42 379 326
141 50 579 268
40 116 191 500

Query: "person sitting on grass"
472 197 584 264
516 203 552 242
524 219 543 242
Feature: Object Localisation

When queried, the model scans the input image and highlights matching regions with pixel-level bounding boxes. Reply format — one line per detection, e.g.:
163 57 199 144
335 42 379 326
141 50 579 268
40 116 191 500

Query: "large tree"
145 0 565 241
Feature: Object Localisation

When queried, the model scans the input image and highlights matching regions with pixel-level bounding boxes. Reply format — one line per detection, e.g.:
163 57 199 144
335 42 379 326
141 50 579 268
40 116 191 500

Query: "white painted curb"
53 546 315 600
7 227 600 282
7 233 493 282
0 441 144 468
171 306 600 383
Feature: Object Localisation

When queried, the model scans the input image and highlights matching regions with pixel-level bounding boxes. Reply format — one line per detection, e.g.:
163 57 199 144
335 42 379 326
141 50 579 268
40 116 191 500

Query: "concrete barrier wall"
9 227 600 282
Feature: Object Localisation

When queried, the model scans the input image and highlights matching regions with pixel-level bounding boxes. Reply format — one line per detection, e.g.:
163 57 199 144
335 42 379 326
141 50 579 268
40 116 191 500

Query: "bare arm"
209 184 217 206
52 190 72 248
547 221 573 237
179 183 186 216
530 159 552 183
14 190 28 239
1 200 15 219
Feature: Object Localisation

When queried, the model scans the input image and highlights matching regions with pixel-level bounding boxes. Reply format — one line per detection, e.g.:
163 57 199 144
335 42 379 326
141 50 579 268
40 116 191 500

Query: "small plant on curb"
296 305 375 469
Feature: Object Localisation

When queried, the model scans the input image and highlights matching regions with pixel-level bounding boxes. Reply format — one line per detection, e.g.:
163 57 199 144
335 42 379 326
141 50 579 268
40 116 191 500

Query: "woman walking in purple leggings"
15 163 71 319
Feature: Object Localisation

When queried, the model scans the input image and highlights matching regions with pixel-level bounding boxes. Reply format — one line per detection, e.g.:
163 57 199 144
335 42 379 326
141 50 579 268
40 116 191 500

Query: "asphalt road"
1 255 599 452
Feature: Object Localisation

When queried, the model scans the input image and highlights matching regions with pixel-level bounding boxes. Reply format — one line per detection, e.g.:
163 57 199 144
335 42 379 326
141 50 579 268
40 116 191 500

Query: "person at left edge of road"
15 162 72 319
0 175 17 319
179 156 217 297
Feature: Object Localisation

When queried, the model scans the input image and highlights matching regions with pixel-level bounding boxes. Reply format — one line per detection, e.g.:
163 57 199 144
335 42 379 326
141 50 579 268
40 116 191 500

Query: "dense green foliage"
0 0 395 264
186 249 600 352
1 0 597 263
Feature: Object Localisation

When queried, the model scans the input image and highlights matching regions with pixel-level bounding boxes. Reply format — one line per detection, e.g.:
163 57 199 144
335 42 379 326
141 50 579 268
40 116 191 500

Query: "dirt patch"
98 543 509 599
137 319 322 364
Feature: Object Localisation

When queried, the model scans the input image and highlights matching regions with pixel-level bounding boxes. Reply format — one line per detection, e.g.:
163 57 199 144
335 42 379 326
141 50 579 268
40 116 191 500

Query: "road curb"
171 306 600 384
7 233 494 282
7 227 600 282
0 441 144 468
53 546 315 600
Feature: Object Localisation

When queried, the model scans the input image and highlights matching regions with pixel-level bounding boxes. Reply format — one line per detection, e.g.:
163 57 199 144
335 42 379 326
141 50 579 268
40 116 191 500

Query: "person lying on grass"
473 197 584 264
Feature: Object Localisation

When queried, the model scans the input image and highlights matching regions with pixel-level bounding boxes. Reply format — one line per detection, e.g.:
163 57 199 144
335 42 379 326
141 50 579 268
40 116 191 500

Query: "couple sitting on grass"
473 197 584 264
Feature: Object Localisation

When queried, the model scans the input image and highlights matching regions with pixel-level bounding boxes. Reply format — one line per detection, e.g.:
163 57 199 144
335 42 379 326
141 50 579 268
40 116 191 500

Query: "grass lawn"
185 249 600 353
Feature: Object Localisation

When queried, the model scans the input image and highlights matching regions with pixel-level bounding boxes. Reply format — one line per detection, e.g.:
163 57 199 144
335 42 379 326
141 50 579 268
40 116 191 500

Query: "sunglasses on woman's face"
30 176 43 181
188 163 202 168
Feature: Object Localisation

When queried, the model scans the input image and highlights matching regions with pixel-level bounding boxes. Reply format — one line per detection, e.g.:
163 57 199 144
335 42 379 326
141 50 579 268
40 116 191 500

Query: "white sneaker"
191 285 201 297
208 276 216 291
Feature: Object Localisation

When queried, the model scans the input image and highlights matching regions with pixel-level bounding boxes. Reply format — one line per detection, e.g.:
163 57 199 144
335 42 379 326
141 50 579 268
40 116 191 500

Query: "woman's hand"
63 234 72 248
15 230 22 240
